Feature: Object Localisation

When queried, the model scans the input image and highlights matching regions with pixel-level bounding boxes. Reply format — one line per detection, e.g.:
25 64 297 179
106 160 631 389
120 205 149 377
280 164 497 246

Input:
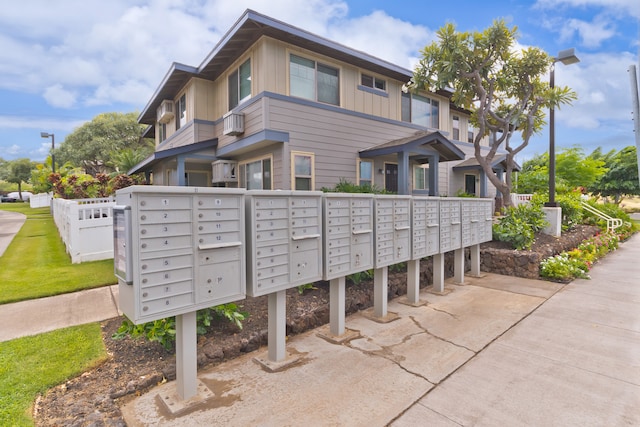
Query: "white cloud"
6 144 21 155
552 51 636 129
43 84 77 108
534 0 640 19
0 115 86 131
558 16 617 48
326 10 434 70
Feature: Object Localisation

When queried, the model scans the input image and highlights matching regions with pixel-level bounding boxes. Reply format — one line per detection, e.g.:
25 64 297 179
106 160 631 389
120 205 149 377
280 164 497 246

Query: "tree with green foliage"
516 147 607 194
589 146 640 203
56 112 152 176
6 158 34 199
409 20 577 207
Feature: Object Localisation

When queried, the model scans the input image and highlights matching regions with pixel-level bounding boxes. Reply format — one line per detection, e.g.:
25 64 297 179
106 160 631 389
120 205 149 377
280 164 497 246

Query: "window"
158 122 166 143
401 92 439 128
239 156 272 190
468 125 475 143
414 165 429 191
292 151 314 190
452 115 460 140
358 159 373 186
361 73 386 91
175 94 186 130
228 59 251 110
290 54 339 105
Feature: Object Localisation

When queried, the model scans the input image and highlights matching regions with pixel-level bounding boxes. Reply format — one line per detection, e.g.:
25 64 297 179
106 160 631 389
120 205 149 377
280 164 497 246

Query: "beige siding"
266 97 426 190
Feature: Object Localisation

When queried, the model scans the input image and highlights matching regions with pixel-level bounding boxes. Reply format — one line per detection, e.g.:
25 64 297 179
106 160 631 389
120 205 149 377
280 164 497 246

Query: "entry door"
384 163 398 193
465 174 476 196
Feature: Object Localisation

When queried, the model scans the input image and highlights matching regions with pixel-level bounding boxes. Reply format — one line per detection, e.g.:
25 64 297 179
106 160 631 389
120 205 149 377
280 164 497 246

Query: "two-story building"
131 9 512 198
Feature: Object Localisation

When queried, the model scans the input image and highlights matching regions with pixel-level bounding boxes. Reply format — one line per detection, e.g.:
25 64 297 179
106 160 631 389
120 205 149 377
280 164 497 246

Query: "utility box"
113 186 246 324
323 193 374 280
374 195 412 268
439 198 462 253
411 197 440 259
245 191 323 297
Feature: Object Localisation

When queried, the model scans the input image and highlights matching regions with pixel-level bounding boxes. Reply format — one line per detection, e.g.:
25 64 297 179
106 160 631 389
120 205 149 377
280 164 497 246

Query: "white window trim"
291 150 315 190
357 159 373 186
413 164 429 191
239 154 273 190
287 50 342 106
228 57 252 110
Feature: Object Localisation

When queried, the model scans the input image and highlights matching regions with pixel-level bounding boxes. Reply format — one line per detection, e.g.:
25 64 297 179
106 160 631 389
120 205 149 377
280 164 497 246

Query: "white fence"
53 197 115 264
30 192 53 208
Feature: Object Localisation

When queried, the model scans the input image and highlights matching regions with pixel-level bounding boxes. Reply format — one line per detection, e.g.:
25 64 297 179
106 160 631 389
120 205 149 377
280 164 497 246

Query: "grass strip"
0 323 107 426
0 205 116 304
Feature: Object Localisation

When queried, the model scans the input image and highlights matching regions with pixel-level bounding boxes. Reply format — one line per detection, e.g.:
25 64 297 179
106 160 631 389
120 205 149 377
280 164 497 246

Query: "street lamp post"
546 48 580 207
40 132 55 174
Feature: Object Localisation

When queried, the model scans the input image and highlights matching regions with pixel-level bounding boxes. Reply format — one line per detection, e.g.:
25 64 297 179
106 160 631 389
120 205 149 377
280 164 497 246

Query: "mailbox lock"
199 226 203 231
141 215 146 220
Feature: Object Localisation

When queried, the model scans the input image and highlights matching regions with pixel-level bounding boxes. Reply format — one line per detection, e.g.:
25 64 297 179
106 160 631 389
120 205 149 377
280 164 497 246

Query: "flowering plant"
540 231 619 281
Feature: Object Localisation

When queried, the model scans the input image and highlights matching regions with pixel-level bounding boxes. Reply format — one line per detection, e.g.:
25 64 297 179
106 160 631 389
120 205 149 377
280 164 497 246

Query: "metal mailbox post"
245 190 324 365
113 185 246 401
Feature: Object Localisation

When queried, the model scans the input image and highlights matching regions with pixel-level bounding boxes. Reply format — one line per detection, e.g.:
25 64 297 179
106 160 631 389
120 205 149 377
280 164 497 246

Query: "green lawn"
0 323 107 426
0 204 116 304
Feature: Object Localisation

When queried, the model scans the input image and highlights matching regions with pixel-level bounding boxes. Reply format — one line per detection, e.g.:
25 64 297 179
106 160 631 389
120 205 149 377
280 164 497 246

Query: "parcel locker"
114 186 246 324
245 191 323 297
323 193 374 280
411 197 440 259
374 195 412 268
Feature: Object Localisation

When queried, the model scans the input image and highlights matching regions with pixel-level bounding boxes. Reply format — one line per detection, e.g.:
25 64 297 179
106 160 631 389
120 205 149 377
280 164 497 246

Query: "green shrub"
321 178 388 194
113 303 248 351
556 192 583 231
493 203 548 250
347 269 373 285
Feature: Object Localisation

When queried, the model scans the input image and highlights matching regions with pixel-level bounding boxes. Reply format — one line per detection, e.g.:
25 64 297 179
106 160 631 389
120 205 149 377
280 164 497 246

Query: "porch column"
428 154 439 196
177 155 186 186
397 151 410 195
479 171 488 198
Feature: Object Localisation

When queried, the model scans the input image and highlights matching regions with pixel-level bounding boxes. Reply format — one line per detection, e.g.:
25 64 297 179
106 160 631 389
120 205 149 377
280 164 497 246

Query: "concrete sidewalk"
121 235 640 426
0 285 121 342
0 210 26 257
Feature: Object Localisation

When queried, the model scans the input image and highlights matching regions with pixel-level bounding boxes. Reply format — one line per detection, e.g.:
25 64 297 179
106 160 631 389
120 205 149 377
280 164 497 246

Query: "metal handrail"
581 201 623 232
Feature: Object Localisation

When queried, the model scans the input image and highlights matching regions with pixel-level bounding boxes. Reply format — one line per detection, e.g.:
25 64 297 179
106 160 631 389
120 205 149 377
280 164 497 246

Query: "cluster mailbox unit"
114 186 247 325
245 190 324 296
112 186 494 401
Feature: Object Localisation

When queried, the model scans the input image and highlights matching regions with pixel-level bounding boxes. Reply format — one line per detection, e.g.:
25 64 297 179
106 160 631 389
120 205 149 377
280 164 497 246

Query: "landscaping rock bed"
34 225 599 426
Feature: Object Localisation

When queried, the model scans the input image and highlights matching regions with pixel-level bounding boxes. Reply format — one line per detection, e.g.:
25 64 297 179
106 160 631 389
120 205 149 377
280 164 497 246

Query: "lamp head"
40 132 52 138
556 48 580 65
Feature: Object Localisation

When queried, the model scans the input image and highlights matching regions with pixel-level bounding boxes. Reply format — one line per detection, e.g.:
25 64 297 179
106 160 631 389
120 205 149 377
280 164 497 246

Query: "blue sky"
0 0 638 163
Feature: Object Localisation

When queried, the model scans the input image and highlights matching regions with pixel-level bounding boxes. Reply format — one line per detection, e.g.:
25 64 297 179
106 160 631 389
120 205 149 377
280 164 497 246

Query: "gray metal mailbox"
439 198 462 253
323 193 374 280
114 186 246 324
462 198 494 247
374 195 412 268
245 190 323 297
411 196 440 259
